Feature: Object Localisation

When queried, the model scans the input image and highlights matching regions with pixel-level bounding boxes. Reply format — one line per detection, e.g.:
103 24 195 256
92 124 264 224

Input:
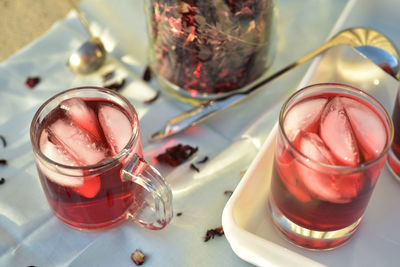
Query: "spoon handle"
148 40 340 142
149 27 400 141
149 94 246 142
68 0 94 37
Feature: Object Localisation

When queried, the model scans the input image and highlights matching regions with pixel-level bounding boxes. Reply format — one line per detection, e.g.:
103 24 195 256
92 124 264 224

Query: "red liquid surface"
35 97 143 230
271 92 388 231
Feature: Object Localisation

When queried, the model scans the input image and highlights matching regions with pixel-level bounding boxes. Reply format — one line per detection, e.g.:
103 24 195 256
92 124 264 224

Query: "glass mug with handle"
30 87 172 231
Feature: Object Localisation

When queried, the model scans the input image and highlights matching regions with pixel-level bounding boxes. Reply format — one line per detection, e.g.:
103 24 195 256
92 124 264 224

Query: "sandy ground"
0 0 79 62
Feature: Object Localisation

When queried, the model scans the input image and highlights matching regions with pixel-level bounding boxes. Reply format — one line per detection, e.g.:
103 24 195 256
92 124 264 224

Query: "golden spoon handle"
68 0 93 37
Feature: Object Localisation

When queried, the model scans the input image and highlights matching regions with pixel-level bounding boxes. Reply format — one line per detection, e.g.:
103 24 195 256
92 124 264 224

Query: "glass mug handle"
121 154 173 230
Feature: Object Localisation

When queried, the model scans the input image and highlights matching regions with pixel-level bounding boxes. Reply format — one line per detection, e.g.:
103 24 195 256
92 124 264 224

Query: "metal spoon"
68 1 106 75
149 27 400 142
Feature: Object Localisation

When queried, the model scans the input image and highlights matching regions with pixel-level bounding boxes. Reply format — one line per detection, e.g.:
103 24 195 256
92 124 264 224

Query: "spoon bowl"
67 0 108 75
69 37 106 75
329 27 399 79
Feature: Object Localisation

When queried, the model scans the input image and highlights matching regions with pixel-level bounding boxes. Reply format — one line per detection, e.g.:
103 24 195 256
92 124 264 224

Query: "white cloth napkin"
0 0 350 266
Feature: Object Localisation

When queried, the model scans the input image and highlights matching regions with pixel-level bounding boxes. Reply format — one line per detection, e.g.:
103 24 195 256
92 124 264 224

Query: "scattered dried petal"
204 230 214 242
0 159 7 166
190 163 200 172
197 156 208 164
176 212 183 216
204 226 224 242
0 178 5 185
131 249 145 266
214 226 224 236
143 90 160 104
102 71 115 82
224 190 233 197
104 78 126 91
25 77 41 89
0 135 6 147
142 66 153 82
156 144 198 166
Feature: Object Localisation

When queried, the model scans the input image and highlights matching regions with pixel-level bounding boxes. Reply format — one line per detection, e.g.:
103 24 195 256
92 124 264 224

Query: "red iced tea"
388 90 400 179
270 84 392 249
34 97 143 230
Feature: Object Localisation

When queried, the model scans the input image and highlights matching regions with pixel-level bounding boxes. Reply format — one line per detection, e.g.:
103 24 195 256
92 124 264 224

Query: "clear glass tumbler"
387 85 400 181
269 83 393 249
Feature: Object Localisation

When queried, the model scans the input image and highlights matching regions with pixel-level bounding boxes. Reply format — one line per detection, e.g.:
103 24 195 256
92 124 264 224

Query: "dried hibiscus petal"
224 190 233 197
104 78 126 91
131 249 145 266
142 66 153 82
0 177 5 185
102 71 115 82
204 226 224 242
25 76 41 89
0 159 7 166
0 135 6 147
189 163 200 172
156 144 198 166
197 156 208 164
214 226 224 235
143 90 160 104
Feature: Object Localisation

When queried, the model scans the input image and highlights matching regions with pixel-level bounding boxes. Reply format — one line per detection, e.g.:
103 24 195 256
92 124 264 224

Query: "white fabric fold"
0 0 355 266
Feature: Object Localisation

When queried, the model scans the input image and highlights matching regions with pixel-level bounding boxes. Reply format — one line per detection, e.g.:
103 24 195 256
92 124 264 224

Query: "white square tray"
222 0 400 265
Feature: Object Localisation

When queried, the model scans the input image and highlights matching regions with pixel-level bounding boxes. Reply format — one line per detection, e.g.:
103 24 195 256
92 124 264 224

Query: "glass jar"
144 0 276 102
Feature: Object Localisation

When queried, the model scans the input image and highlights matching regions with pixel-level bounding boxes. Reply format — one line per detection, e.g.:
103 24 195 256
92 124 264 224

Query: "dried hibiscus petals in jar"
145 0 275 99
